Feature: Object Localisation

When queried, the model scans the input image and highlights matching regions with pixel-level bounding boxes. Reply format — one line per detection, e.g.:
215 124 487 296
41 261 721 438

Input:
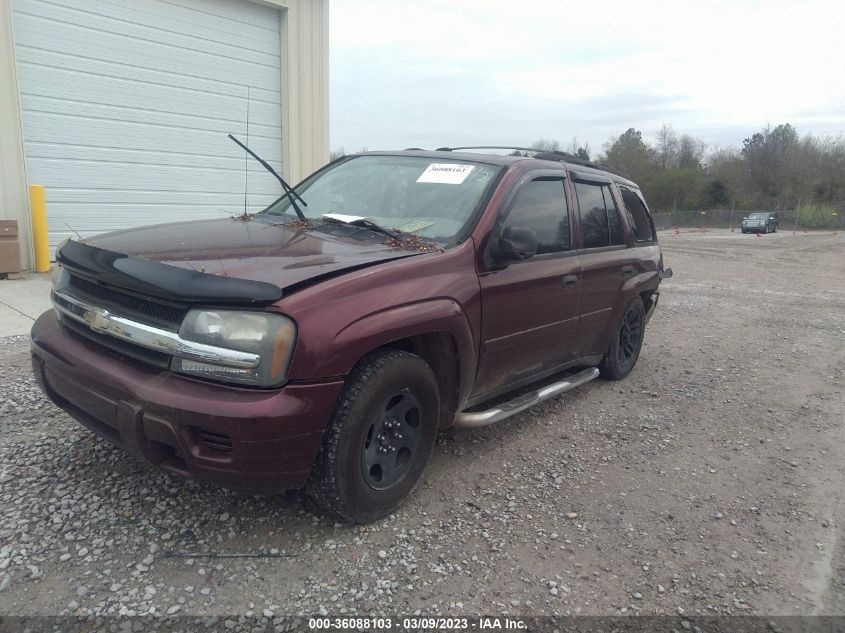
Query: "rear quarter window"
619 187 655 242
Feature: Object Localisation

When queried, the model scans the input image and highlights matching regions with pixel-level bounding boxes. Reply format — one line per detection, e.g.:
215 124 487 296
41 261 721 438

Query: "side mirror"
743 216 748 220
498 226 538 261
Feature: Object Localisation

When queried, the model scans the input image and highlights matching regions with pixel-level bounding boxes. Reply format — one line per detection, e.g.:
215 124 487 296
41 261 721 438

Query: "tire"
598 297 645 380
307 349 439 523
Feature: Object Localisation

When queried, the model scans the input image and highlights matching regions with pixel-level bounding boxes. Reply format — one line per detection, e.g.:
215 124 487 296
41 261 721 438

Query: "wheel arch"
318 299 477 427
381 332 461 429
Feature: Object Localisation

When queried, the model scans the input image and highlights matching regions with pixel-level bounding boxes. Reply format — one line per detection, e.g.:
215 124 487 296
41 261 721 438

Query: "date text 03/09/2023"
308 617 528 630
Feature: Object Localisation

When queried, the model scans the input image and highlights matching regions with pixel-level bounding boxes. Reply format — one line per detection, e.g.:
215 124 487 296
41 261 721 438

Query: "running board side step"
453 367 600 429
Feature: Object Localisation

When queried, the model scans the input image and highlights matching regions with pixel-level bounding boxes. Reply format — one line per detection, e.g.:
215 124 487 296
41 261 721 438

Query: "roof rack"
435 145 630 179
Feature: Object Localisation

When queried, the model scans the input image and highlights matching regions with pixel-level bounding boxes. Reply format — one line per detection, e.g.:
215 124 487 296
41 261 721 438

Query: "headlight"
172 310 296 387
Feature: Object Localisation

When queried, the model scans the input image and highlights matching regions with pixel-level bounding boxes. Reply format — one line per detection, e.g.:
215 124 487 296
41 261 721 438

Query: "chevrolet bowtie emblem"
82 308 111 333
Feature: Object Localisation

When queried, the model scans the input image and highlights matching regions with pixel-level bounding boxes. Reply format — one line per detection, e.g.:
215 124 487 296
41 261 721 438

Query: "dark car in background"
31 145 672 522
742 212 778 233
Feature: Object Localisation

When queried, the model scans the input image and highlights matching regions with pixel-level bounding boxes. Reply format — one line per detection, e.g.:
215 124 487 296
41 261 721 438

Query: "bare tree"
655 124 679 169
530 138 561 152
567 136 591 160
677 134 707 170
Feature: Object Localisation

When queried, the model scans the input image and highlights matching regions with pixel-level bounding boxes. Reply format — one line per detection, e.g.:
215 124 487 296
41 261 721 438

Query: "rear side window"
502 178 570 254
605 189 626 246
574 182 627 248
619 187 655 242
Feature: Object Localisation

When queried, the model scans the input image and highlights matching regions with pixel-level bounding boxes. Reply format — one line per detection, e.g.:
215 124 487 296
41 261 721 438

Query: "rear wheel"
308 349 439 523
599 297 645 380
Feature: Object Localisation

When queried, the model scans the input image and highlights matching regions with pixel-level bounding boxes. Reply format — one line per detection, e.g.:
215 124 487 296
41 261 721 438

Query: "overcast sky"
329 0 845 156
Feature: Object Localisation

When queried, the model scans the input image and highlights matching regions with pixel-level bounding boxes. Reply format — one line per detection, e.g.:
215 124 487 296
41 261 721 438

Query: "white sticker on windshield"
416 163 475 184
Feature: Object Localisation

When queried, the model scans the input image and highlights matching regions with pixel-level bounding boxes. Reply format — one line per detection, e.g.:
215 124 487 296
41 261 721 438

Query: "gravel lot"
0 229 843 622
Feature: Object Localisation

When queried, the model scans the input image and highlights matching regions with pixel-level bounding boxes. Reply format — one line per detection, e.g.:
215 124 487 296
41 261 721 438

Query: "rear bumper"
30 311 344 494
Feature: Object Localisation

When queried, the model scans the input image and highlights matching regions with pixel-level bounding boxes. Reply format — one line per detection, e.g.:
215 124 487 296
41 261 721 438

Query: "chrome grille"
60 315 171 368
67 273 185 330
51 289 259 371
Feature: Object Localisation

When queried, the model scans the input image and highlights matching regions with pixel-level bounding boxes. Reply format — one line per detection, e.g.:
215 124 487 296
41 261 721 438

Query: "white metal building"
0 0 328 268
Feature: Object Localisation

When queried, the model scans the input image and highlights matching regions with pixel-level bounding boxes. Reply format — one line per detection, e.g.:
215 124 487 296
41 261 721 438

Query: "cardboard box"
0 220 22 274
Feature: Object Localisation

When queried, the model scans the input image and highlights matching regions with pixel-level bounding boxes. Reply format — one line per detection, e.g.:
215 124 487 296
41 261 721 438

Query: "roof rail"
435 145 630 179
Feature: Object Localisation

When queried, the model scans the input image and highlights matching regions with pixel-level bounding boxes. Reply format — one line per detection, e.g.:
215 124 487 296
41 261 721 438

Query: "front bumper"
30 312 344 494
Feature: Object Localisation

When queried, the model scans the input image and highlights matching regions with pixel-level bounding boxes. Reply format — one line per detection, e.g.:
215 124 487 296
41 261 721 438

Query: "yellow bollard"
29 184 50 273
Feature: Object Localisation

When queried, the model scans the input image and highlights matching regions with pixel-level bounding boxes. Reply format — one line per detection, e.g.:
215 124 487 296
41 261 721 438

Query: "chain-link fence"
651 207 845 232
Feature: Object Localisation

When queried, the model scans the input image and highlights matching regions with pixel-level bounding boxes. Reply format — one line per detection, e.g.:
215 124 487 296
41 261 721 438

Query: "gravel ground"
0 229 843 622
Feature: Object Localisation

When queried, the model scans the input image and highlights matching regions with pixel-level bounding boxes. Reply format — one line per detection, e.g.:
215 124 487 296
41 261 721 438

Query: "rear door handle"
621 265 634 277
562 274 578 288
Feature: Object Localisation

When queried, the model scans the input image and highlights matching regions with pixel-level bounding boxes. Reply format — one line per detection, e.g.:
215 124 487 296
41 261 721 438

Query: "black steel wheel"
599 296 645 380
361 390 423 490
616 303 643 366
308 349 439 523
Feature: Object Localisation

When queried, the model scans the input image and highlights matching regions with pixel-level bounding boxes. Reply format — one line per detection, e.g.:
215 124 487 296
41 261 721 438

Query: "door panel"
475 255 582 395
578 248 636 355
571 179 636 356
474 175 581 397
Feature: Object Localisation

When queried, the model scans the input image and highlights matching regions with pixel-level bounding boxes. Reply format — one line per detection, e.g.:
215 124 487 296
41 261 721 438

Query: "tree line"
524 124 845 216
330 125 844 225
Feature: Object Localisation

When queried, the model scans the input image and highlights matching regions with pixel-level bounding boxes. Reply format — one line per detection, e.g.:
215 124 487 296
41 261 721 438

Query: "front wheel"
307 349 439 523
598 297 645 380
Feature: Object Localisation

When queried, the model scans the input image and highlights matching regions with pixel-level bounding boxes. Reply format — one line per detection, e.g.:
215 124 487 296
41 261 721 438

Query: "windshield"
747 213 770 219
262 155 502 242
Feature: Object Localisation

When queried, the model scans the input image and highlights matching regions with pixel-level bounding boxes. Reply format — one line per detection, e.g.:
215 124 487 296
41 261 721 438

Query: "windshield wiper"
320 215 401 240
227 133 306 220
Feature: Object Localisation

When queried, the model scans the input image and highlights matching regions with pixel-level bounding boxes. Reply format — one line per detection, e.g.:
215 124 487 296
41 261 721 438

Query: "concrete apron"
0 272 52 337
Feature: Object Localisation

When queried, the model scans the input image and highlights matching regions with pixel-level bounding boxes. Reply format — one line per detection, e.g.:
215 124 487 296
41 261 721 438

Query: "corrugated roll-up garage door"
12 0 284 250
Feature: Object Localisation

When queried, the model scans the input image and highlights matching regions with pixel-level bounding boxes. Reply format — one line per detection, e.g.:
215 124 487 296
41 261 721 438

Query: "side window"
574 182 609 248
575 182 629 248
604 187 626 246
619 187 655 242
502 178 570 254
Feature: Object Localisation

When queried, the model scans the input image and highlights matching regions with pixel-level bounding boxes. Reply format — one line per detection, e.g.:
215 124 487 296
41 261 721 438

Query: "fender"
593 270 660 354
315 299 478 406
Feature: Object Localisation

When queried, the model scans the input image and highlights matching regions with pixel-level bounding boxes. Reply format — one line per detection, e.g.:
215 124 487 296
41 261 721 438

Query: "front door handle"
562 274 578 288
621 265 634 277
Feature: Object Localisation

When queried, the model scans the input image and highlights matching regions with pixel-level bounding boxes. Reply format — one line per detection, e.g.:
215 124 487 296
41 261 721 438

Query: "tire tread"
307 348 432 522
598 296 645 381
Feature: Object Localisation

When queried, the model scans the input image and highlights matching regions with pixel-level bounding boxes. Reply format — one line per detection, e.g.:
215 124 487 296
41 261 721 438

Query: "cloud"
330 0 845 153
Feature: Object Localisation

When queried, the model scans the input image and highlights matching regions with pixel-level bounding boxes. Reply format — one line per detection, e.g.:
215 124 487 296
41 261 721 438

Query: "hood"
92 216 420 282
58 216 422 304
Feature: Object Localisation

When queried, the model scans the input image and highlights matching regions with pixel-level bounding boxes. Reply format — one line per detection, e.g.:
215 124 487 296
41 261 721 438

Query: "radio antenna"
65 222 82 240
243 85 251 216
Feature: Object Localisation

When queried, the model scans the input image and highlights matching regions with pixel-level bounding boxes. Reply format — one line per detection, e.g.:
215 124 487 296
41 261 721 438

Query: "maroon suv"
31 147 671 522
